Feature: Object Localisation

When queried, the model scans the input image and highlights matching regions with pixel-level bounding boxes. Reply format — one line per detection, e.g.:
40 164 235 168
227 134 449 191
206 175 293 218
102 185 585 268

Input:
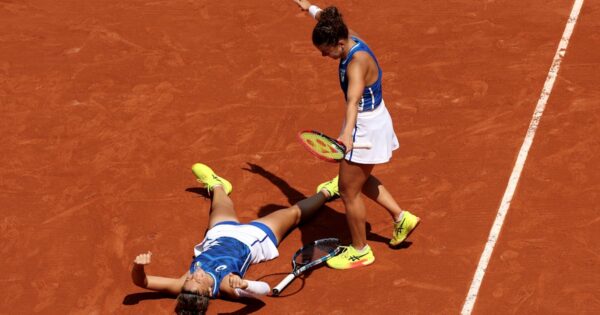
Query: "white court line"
460 0 585 314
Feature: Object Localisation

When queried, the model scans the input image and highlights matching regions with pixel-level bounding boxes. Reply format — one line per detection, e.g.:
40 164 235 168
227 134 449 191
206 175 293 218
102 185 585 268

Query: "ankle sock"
395 211 405 223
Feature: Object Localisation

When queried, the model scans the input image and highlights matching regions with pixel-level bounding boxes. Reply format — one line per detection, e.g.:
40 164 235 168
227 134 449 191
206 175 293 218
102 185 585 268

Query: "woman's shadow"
241 163 389 250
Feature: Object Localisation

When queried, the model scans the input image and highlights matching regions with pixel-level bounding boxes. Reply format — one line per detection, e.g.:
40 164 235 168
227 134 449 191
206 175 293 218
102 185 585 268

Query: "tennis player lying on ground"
131 163 337 314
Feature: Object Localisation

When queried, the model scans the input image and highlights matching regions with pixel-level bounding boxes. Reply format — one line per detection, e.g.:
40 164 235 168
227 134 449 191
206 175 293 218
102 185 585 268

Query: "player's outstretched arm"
131 251 187 295
292 0 323 20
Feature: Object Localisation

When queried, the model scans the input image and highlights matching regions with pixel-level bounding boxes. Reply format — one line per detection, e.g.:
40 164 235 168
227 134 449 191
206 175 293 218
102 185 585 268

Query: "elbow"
131 269 148 288
134 279 148 288
131 276 147 288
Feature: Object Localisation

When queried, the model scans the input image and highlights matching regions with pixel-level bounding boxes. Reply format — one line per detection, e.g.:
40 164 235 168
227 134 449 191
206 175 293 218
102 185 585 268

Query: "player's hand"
228 274 248 289
293 0 312 11
337 134 354 153
133 251 152 265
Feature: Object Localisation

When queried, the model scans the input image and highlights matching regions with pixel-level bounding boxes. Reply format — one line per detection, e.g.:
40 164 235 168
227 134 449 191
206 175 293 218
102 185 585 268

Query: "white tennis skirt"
345 100 399 164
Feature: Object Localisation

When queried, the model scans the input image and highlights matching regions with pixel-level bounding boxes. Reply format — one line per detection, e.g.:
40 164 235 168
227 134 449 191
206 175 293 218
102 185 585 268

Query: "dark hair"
312 6 349 46
175 290 210 315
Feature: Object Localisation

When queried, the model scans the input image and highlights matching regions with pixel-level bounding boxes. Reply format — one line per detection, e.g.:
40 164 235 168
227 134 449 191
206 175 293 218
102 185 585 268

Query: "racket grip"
272 273 296 296
353 142 372 149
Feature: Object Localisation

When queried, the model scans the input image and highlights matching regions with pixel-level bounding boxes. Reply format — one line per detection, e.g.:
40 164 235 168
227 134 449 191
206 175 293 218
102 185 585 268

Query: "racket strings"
298 132 345 160
315 240 339 252
296 246 324 265
294 240 339 266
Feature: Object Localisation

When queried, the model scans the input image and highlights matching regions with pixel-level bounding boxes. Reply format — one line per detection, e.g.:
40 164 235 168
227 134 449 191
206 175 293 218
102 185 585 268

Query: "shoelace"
197 175 223 196
336 246 355 258
329 180 339 194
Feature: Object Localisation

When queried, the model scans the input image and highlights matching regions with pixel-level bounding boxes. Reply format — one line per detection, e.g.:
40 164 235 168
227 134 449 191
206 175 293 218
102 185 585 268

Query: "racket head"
297 130 346 162
291 237 341 274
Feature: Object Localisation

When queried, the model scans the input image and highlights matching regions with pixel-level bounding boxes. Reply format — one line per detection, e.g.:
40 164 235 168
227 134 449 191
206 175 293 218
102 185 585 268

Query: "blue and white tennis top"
188 221 279 297
339 36 383 112
189 236 252 297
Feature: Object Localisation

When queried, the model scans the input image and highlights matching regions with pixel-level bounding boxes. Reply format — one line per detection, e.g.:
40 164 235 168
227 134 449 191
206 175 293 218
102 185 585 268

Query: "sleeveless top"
338 36 383 112
189 236 252 297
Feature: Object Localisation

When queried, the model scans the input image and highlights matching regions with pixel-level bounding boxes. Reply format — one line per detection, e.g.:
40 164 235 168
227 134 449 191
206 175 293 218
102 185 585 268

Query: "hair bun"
312 6 348 46
320 6 343 23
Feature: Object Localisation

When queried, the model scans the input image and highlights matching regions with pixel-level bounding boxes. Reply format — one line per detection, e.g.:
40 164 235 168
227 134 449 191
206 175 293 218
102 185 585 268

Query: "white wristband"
234 280 271 298
308 5 323 20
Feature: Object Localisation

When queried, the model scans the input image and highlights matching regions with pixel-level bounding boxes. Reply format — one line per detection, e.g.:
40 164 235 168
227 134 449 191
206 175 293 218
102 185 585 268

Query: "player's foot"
191 163 232 195
316 176 339 200
390 211 420 246
326 244 375 270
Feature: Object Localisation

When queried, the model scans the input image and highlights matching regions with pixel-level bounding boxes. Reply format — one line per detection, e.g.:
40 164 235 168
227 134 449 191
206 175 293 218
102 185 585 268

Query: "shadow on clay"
122 291 174 305
216 297 266 315
122 291 266 314
242 162 390 246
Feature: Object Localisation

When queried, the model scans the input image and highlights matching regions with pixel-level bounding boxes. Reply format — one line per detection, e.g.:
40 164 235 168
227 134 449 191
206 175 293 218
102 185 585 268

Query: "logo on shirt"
215 265 228 272
340 69 346 83
202 239 220 251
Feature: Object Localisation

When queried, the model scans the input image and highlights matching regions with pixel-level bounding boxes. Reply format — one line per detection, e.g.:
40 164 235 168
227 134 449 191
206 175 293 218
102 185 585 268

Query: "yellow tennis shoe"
191 163 232 195
390 211 420 246
326 244 375 270
316 176 339 200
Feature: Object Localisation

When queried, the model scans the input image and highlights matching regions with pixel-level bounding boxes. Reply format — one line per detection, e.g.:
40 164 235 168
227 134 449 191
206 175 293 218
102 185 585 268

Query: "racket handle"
272 273 296 296
353 142 372 149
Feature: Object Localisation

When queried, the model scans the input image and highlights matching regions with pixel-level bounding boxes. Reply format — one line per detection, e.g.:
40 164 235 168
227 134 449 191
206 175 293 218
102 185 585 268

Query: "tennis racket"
272 237 340 296
297 130 372 162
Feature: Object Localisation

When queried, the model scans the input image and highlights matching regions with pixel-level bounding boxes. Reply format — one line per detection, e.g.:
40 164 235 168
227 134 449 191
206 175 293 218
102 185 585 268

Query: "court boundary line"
460 0 585 314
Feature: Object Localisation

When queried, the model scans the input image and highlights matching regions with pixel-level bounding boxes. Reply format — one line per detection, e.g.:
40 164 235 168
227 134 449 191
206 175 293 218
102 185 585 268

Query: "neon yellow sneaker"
326 244 375 270
390 211 420 246
316 176 339 200
191 163 232 195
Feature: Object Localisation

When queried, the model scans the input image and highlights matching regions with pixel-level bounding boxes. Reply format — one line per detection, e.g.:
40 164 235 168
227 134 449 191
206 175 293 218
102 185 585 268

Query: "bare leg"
207 186 239 229
361 175 403 221
339 160 373 249
253 192 327 244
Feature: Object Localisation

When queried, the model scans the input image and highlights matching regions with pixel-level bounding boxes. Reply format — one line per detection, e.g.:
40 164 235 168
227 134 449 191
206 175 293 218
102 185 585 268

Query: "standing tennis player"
131 163 337 314
292 0 420 269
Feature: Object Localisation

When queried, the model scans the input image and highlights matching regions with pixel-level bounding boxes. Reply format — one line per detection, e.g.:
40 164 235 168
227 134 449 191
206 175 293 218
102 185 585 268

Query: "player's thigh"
208 213 240 229
339 160 374 194
207 192 239 228
252 206 298 244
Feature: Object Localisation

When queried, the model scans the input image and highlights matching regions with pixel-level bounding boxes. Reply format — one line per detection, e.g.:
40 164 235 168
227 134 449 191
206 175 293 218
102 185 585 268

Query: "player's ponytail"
312 6 349 46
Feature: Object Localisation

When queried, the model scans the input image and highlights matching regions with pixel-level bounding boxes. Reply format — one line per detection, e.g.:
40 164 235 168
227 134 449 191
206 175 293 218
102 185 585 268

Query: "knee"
289 205 302 225
340 186 360 204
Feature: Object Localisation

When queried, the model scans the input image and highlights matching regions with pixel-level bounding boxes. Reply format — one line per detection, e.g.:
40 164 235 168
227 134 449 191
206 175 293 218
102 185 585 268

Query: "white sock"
395 211 405 223
353 244 370 254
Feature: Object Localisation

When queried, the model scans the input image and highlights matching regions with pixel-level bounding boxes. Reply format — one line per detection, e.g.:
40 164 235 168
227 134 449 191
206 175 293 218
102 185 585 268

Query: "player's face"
182 270 213 296
317 42 344 59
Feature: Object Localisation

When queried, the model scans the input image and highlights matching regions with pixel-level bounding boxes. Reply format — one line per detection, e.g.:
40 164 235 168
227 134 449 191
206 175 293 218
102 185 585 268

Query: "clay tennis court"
2 0 599 314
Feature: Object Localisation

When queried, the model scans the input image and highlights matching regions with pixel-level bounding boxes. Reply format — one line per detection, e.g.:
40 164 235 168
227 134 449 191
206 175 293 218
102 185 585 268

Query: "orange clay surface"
1 0 599 314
